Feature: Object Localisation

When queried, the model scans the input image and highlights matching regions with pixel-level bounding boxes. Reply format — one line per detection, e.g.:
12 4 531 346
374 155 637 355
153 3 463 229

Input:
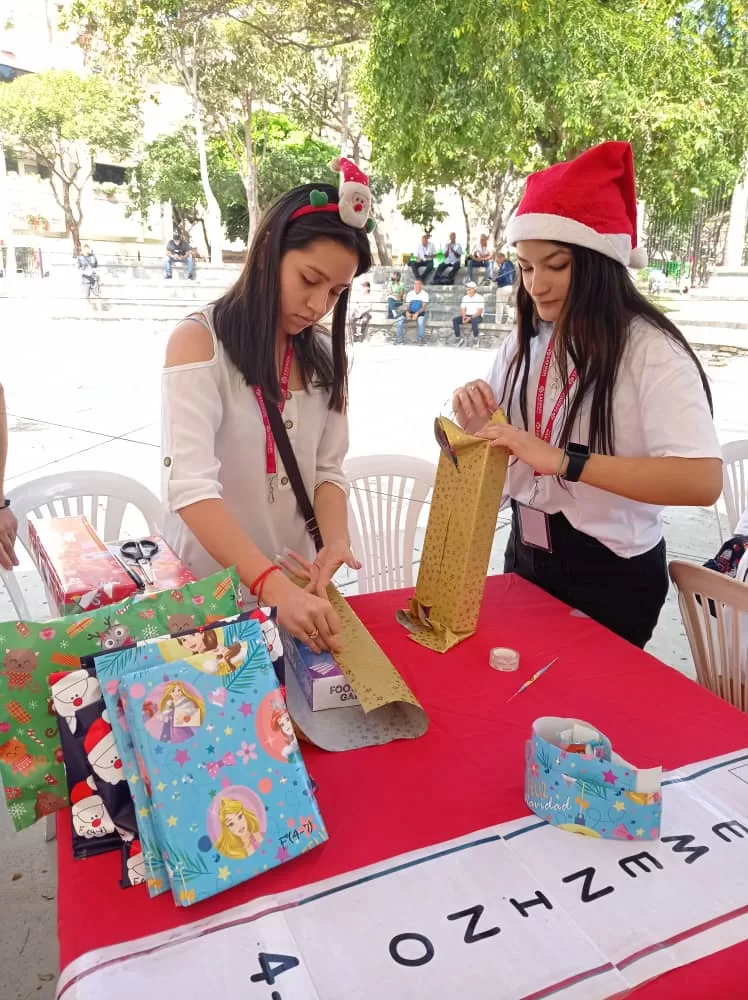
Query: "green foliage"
0 69 140 165
399 190 447 234
362 0 748 222
0 69 141 249
135 114 340 243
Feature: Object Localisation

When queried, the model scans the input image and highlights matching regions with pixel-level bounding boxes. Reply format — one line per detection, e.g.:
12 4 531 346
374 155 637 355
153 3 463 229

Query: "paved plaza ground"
1 305 746 999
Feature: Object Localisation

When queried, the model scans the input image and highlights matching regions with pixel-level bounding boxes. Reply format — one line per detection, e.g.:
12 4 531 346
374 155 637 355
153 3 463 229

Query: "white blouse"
161 306 349 588
486 318 722 558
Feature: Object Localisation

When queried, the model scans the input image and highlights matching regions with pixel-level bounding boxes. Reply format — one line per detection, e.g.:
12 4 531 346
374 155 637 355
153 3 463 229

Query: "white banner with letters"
57 749 748 1000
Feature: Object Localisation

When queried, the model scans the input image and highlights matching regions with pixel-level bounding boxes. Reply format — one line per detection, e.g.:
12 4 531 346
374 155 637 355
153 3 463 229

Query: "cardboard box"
400 412 508 652
29 516 138 616
290 642 360 712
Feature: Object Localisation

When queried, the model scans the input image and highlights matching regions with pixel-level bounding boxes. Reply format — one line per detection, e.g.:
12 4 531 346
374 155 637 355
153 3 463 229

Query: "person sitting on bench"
433 233 463 285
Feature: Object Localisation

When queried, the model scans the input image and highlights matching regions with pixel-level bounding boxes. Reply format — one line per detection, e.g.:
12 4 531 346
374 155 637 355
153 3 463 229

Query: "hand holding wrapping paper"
285 584 428 752
399 411 508 652
525 717 662 840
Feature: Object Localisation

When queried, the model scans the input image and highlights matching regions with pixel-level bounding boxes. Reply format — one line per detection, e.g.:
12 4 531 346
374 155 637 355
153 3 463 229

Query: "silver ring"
307 628 320 640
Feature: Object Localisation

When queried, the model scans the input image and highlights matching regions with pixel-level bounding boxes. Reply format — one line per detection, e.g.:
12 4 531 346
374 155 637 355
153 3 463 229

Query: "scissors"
120 539 158 586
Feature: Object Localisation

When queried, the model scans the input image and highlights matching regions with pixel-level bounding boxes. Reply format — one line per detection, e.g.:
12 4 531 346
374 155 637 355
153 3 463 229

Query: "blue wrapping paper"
525 717 662 840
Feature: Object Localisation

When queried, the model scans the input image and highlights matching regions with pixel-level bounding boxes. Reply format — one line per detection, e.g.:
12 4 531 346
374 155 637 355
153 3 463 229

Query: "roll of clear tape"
489 647 520 672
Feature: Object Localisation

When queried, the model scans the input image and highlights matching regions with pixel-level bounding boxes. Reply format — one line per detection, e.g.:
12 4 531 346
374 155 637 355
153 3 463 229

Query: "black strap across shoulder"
262 390 323 552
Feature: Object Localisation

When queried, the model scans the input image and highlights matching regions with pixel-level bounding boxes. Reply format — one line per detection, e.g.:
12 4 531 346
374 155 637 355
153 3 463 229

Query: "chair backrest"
344 455 436 594
1 471 163 620
716 439 748 541
669 560 748 711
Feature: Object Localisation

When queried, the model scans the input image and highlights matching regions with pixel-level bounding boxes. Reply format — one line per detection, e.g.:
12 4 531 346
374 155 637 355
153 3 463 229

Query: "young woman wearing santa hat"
453 141 722 648
161 162 373 654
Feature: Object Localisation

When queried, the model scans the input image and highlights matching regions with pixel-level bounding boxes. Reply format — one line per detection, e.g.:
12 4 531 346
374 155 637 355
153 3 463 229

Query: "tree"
399 190 447 235
66 0 375 252
361 0 748 234
0 70 140 254
134 115 341 246
67 0 229 262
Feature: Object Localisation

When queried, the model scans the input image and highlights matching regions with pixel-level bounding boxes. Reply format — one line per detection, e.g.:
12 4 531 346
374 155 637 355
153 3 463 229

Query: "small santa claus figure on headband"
329 157 373 230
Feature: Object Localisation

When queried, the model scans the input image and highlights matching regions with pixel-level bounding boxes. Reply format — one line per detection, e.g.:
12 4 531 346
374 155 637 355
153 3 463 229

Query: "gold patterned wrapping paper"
285 584 428 752
400 412 508 652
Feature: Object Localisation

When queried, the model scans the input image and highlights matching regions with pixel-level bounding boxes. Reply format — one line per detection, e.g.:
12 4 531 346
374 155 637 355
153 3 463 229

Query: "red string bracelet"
249 564 280 600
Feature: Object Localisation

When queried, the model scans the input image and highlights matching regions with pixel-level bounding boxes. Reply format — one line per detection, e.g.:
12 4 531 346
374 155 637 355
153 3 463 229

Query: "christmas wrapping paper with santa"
0 568 241 832
49 669 138 860
119 615 326 907
87 608 286 897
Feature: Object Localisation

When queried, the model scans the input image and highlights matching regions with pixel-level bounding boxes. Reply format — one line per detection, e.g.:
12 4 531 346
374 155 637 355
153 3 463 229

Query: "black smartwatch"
563 443 590 482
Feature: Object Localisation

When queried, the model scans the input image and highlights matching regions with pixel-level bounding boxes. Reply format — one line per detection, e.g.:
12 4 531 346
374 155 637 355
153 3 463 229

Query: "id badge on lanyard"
517 338 577 553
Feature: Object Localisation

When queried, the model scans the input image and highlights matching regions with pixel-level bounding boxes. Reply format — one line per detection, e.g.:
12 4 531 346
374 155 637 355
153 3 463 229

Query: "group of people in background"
346 233 517 344
409 231 515 289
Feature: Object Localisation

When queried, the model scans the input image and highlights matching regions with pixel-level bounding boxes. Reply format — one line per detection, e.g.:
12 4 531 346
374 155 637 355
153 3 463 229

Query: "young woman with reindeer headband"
162 159 374 654
453 142 722 648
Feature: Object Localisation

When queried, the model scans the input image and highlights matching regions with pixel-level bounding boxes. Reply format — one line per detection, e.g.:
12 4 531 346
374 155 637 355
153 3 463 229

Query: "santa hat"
70 780 97 807
329 156 369 190
84 717 113 758
506 142 647 269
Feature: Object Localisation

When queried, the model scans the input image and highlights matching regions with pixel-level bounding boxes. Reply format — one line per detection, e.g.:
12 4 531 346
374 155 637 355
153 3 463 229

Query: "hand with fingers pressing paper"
452 379 498 435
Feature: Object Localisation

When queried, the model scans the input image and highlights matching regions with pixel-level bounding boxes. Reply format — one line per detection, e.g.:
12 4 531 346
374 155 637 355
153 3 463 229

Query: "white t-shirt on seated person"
405 289 430 314
485 318 722 558
461 294 484 317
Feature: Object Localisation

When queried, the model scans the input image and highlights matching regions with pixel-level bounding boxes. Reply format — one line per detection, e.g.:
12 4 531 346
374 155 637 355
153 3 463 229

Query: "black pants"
410 260 434 281
434 261 460 284
504 503 669 648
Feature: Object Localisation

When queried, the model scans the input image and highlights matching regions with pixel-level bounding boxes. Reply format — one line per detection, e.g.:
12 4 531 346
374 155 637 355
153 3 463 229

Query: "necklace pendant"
268 475 276 504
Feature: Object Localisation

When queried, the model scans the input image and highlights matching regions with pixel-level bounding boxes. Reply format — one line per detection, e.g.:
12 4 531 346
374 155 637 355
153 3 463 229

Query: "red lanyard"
534 336 577 443
254 343 294 476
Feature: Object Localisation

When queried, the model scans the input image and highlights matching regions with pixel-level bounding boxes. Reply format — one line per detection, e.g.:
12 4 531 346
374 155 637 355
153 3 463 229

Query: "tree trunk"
60 181 81 256
192 99 223 264
459 190 471 254
372 220 392 266
724 160 748 268
0 137 17 276
243 96 261 244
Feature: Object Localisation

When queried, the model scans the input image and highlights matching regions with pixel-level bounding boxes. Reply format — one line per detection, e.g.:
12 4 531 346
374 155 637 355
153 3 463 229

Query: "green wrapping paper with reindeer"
400 412 508 652
0 568 241 832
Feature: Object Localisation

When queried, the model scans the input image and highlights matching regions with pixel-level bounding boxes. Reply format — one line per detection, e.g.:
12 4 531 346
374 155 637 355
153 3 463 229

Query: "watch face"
567 443 590 457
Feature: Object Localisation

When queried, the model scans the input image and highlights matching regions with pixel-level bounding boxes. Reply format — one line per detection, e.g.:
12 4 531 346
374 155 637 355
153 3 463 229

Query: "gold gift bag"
400 411 508 652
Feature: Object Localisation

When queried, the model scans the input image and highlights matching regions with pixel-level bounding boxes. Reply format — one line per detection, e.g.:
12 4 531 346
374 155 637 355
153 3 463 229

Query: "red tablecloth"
57 575 748 996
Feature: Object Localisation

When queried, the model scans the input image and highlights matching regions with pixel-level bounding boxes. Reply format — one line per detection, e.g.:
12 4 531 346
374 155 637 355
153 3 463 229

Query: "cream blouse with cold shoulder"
161 305 348 587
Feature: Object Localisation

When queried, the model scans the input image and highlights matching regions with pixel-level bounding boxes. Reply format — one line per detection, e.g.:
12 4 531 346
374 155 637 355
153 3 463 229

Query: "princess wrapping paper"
400 412 508 652
87 609 286 898
119 615 326 906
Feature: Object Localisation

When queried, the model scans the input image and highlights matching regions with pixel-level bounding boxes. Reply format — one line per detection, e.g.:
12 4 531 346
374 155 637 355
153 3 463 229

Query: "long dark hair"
212 183 372 412
502 243 713 454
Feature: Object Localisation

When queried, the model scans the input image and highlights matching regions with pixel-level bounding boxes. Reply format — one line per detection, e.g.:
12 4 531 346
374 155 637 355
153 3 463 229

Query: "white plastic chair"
1 471 163 620
715 439 748 541
344 455 436 593
669 560 748 711
0 472 162 842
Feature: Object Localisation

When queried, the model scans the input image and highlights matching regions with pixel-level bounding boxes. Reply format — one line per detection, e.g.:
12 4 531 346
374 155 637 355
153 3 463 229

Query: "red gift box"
29 516 139 616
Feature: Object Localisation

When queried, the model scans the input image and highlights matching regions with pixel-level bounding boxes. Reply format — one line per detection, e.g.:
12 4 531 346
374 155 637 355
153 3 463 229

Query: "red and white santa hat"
70 779 97 807
329 156 369 189
506 141 647 269
83 717 114 759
